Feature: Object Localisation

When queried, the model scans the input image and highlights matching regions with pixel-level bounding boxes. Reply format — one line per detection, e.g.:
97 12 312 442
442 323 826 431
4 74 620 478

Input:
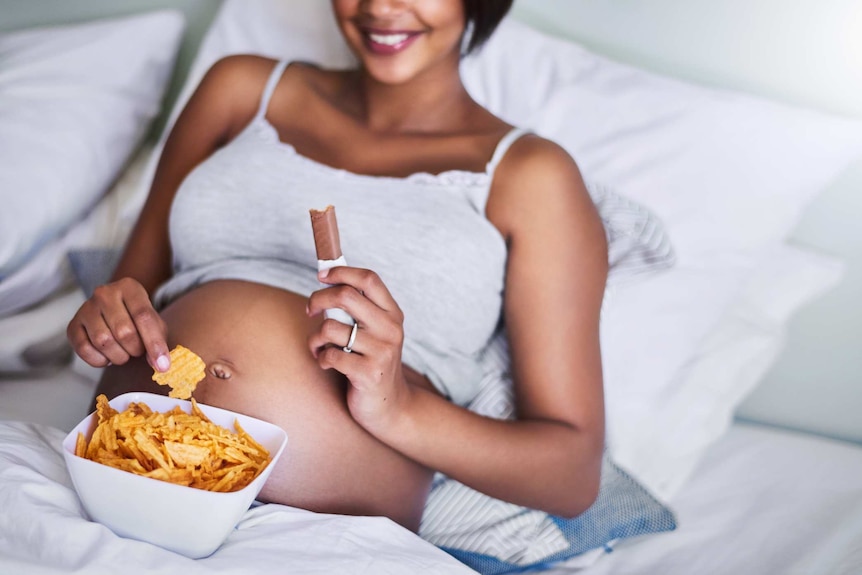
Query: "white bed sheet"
550 423 862 575
0 424 476 575
2 367 862 574
1 368 486 575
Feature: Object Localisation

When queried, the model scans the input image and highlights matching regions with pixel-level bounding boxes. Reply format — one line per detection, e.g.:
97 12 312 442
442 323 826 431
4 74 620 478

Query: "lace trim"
251 118 493 188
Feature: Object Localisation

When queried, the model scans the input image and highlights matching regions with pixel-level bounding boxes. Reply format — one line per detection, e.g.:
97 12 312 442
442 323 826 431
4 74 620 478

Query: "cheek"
424 1 467 46
330 0 356 19
331 0 363 50
331 0 359 34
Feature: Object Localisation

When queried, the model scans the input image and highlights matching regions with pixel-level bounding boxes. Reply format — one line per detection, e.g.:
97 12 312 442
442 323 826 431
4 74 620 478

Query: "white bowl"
62 392 288 558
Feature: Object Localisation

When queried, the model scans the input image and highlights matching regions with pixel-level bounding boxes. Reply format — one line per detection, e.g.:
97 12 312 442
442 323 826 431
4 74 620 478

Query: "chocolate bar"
309 205 354 326
309 205 342 261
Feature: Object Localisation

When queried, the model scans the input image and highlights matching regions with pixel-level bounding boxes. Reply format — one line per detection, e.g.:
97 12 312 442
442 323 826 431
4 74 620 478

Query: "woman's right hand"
67 277 171 372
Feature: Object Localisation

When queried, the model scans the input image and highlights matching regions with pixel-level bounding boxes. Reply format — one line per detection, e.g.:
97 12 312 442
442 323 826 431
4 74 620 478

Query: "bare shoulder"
493 134 584 197
204 55 325 91
487 134 601 241
198 54 280 100
177 55 270 137
187 56 318 137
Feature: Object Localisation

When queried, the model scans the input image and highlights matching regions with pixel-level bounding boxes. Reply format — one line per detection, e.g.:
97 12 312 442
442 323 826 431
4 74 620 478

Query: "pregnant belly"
147 280 432 530
160 279 339 421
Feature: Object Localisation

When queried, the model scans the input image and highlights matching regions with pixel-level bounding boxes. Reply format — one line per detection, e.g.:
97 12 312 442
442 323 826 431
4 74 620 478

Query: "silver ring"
342 322 358 353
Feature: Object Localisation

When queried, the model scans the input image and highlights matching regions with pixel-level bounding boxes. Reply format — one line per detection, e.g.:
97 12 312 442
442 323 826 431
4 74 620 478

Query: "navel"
209 362 232 380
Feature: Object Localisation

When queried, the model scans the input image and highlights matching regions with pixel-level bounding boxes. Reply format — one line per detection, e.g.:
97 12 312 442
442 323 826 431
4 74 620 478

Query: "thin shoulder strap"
255 60 290 120
486 127 530 175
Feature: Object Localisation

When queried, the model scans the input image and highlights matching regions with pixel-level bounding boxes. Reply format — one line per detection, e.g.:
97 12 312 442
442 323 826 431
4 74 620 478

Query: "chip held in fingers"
151 345 206 399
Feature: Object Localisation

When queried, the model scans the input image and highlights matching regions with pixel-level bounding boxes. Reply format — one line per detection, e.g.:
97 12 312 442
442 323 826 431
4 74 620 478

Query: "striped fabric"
588 182 676 286
419 327 677 574
419 189 677 574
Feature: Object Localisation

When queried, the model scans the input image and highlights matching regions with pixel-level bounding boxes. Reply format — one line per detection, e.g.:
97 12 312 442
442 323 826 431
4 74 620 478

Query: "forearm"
109 180 174 292
370 384 603 518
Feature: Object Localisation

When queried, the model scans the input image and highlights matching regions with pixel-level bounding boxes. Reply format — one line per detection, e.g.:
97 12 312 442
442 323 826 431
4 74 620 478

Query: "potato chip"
96 393 118 422
78 394 271 492
151 345 206 399
75 431 87 458
165 441 210 467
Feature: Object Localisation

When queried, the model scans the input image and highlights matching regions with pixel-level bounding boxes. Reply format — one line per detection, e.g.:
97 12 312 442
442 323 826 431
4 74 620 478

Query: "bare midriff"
95 279 437 531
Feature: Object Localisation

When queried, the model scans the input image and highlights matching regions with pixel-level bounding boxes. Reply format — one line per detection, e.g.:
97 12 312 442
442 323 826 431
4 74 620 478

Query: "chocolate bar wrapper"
309 206 354 326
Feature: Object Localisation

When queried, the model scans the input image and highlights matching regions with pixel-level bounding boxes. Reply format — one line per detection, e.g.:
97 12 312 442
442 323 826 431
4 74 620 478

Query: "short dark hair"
462 0 514 55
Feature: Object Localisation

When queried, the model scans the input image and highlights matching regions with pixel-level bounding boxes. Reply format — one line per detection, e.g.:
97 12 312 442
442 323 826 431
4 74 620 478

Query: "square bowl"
62 392 288 558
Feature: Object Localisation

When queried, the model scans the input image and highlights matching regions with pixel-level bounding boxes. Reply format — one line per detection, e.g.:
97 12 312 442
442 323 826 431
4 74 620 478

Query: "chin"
363 66 419 86
363 49 463 87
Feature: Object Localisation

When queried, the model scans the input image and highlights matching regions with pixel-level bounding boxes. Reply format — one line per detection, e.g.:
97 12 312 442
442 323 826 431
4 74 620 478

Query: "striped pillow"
588 181 675 286
419 325 677 574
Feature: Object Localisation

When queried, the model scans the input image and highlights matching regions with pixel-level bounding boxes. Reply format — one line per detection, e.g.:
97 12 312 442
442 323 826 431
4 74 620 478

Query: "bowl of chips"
62 392 288 559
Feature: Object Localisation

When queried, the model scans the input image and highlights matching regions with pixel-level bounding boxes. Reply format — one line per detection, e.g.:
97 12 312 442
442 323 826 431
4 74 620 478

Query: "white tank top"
155 60 527 406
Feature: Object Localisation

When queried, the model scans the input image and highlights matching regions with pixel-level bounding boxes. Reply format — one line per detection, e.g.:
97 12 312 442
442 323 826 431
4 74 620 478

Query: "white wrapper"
317 255 355 325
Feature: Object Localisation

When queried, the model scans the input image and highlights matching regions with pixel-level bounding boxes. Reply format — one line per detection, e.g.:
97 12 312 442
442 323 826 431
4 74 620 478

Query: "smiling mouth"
369 32 411 46
361 29 422 54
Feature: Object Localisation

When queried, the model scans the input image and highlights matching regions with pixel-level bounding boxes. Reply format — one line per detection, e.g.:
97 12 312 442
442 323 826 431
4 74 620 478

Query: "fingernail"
156 354 170 372
318 268 329 279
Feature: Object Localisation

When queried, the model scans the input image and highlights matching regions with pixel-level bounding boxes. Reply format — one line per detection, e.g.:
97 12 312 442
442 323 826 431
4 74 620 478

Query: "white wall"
511 0 862 118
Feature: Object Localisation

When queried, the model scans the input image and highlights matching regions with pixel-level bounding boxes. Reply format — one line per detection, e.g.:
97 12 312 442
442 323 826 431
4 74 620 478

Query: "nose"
360 0 409 19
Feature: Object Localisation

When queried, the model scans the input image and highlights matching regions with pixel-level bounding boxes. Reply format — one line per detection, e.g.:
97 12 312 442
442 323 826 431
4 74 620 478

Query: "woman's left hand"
306 266 411 432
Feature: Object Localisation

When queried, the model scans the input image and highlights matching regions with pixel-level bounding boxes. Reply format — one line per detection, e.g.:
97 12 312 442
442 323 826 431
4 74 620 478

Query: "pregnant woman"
66 0 607 532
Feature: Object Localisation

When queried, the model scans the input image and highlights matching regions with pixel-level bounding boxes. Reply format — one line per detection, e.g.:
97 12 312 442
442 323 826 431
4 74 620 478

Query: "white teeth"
368 32 410 46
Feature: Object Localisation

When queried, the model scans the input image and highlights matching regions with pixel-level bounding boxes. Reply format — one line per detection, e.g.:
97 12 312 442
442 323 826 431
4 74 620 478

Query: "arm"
308 136 608 517
67 55 272 370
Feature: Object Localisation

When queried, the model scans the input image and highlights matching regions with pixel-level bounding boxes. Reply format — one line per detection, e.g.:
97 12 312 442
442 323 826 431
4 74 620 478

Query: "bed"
2 1 862 574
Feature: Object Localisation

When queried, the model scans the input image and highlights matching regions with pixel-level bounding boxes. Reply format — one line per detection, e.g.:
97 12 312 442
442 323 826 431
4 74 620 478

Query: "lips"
361 28 422 55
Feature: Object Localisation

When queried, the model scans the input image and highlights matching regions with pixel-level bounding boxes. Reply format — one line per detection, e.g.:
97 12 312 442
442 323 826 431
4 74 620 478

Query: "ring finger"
342 321 359 353
311 319 366 357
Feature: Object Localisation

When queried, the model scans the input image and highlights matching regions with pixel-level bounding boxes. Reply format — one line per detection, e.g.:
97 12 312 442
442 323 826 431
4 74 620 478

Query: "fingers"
308 268 410 426
67 319 112 368
311 320 393 385
310 267 404 328
68 293 130 367
124 287 170 370
309 319 365 358
316 266 400 314
308 312 404 391
67 278 169 370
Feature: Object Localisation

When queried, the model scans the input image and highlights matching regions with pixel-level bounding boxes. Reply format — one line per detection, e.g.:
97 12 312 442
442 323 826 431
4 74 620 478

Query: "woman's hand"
306 266 411 432
66 277 171 372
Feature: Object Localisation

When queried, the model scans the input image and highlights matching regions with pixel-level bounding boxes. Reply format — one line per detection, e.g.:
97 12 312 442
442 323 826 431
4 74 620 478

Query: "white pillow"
0 143 154 321
133 0 862 503
608 244 844 500
0 144 156 373
0 11 185 292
